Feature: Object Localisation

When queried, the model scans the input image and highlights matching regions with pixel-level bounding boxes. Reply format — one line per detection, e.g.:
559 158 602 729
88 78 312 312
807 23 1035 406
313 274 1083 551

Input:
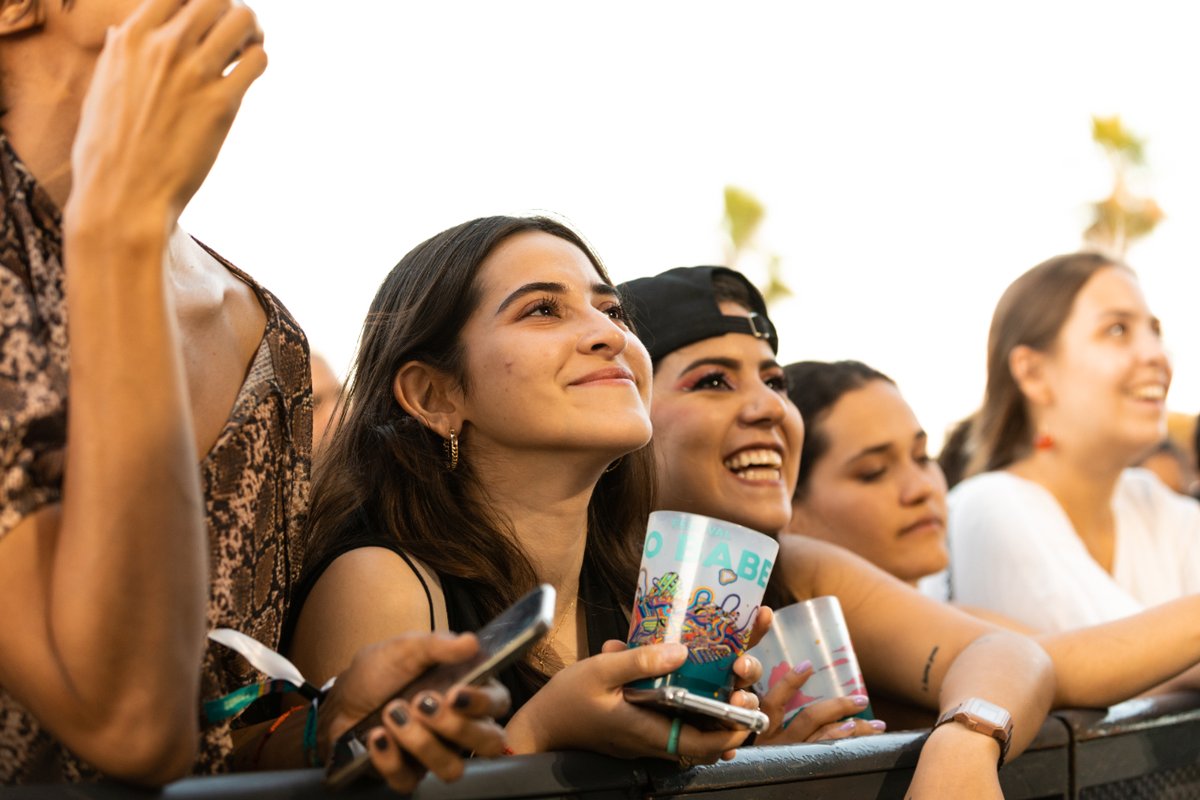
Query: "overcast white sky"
183 1 1200 450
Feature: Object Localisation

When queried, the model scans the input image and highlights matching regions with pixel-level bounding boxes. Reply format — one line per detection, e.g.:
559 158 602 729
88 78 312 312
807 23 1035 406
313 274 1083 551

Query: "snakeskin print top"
0 132 311 783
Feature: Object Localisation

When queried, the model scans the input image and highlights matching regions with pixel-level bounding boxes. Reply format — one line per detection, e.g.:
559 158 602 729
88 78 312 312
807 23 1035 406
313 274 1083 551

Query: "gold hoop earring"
604 457 622 474
444 428 459 471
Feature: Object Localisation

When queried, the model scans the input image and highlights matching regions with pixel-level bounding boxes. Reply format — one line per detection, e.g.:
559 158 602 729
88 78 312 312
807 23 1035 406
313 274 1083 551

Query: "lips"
723 447 784 482
570 366 635 386
900 515 944 536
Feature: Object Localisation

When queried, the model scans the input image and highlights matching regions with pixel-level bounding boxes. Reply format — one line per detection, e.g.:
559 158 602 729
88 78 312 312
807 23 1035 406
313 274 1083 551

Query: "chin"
720 508 788 536
1117 428 1168 459
910 549 949 581
586 420 652 453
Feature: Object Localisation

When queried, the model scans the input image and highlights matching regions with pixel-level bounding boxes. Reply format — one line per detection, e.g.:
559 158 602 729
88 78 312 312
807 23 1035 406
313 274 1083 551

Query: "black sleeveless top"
282 515 631 716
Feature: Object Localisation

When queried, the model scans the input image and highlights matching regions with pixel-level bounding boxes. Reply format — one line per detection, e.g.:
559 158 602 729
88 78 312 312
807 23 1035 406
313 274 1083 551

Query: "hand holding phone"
324 584 556 788
623 686 769 734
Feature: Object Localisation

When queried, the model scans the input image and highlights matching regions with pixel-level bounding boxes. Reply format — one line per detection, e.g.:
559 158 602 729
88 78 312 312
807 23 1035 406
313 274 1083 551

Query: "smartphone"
324 584 556 788
623 685 769 734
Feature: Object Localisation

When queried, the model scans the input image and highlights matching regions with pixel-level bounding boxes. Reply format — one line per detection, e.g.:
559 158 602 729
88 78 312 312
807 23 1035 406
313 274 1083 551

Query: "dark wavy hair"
303 215 655 695
969 252 1121 476
784 360 895 499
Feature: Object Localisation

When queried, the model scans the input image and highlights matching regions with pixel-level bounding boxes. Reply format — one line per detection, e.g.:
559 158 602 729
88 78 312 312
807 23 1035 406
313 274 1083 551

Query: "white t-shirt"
947 468 1200 633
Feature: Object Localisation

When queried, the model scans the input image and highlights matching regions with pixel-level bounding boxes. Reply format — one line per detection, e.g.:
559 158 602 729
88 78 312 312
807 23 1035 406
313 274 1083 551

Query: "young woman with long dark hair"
288 217 760 764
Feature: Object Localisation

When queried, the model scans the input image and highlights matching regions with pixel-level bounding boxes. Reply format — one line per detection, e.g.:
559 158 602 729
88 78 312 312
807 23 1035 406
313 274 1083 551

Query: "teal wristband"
303 700 321 767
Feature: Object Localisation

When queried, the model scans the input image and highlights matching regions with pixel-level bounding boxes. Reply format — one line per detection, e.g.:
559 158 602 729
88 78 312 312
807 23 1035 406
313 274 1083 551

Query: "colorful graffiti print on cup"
626 511 778 700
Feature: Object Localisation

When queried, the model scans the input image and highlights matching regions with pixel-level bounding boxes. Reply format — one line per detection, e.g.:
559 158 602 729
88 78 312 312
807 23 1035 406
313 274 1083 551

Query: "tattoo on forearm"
921 645 940 693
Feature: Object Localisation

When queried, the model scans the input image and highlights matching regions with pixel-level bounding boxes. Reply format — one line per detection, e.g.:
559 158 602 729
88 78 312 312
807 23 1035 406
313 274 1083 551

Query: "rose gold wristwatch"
933 697 1014 766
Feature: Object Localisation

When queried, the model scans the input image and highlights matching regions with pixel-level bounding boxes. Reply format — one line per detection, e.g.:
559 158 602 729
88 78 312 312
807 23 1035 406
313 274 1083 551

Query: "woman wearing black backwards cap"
620 266 1053 799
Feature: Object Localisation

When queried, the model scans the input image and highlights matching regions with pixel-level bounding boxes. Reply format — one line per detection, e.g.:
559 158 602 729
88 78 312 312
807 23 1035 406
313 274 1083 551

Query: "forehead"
474 230 602 299
655 331 778 379
822 381 920 450
1067 267 1151 322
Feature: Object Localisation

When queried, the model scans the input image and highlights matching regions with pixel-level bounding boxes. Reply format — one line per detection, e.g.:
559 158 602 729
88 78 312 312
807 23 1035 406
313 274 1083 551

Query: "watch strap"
933 698 1013 767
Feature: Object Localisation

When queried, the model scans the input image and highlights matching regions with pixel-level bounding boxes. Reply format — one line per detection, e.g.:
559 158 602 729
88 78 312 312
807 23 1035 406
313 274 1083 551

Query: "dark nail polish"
452 692 471 710
389 706 408 727
418 695 440 716
373 734 389 751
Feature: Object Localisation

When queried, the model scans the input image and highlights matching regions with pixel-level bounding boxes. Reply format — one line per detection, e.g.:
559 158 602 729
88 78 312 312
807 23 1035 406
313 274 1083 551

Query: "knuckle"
437 759 466 783
226 5 258 35
632 647 656 673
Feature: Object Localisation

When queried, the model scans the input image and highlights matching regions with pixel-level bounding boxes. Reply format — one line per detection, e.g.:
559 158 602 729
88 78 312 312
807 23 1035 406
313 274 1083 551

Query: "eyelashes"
855 453 933 483
679 370 789 393
521 295 628 323
524 295 563 318
683 371 732 392
604 303 629 323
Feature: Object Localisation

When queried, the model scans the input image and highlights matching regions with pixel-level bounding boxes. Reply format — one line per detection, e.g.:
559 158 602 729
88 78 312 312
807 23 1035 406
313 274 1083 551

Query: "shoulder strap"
393 550 448 632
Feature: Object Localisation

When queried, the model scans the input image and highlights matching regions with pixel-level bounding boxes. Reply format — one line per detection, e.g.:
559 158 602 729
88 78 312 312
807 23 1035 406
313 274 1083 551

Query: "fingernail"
869 720 887 731
373 733 389 751
839 721 856 732
793 660 813 673
852 694 869 707
452 691 471 710
389 705 408 726
665 643 689 660
418 695 440 716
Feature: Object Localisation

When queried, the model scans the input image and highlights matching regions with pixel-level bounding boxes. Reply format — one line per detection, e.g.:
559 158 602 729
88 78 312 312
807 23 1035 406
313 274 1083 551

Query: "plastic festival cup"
625 510 779 701
748 595 872 724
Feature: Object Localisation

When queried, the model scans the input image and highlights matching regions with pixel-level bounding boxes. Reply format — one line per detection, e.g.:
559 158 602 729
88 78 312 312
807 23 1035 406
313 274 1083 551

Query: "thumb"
597 642 689 687
761 660 814 717
746 606 773 650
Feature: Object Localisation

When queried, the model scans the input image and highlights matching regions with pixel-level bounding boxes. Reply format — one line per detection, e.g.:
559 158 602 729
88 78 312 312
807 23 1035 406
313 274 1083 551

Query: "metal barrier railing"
3 692 1198 799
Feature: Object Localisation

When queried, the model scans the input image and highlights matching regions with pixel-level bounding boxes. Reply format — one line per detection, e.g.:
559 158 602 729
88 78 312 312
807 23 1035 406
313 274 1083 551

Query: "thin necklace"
532 595 578 673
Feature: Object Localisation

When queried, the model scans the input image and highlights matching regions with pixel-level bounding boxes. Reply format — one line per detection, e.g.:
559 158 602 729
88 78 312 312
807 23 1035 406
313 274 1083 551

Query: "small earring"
1034 432 1055 451
604 457 622 474
444 428 459 471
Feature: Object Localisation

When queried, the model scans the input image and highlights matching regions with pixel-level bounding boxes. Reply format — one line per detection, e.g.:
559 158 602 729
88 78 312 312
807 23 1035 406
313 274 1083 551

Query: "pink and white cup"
748 595 872 724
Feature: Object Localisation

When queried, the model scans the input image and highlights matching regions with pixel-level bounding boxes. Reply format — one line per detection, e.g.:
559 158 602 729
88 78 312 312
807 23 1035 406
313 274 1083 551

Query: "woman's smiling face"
649 302 803 535
454 230 653 463
1031 266 1171 459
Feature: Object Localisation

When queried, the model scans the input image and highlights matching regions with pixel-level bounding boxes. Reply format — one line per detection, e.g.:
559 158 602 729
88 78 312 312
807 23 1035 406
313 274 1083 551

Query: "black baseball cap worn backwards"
618 266 779 364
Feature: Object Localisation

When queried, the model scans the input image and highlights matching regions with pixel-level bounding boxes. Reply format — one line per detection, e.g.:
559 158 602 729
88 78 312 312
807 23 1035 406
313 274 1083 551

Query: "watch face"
962 698 1011 728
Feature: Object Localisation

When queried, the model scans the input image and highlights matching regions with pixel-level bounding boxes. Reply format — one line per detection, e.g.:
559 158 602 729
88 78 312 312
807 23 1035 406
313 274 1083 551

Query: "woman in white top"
946 252 1200 632
784 358 1200 705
